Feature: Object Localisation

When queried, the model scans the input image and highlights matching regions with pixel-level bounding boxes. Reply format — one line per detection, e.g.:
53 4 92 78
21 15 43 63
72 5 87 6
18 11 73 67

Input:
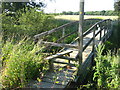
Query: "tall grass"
1 39 49 89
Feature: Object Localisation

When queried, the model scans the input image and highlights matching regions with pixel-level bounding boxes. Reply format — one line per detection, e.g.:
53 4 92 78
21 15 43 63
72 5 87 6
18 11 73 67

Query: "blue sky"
43 0 115 13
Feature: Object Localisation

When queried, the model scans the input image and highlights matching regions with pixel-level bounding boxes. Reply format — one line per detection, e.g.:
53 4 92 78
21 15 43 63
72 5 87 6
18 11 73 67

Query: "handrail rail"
34 18 113 74
34 19 111 40
66 19 112 44
83 19 111 37
34 21 78 40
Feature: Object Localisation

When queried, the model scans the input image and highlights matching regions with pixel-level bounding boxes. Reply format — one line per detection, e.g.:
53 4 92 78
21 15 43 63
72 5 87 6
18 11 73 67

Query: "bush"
1 39 48 89
93 45 120 89
2 8 56 42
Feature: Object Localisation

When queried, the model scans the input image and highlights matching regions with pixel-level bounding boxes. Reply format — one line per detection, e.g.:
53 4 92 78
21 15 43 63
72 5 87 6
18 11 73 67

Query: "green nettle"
93 45 120 89
1 39 48 89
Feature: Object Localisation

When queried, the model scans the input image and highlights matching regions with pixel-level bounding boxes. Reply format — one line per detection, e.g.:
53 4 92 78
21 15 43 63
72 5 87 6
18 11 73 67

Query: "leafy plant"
93 45 120 89
1 39 48 89
2 8 56 43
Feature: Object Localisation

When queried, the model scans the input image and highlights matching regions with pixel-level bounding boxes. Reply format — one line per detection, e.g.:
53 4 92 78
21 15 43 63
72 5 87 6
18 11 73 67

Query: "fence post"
77 0 84 75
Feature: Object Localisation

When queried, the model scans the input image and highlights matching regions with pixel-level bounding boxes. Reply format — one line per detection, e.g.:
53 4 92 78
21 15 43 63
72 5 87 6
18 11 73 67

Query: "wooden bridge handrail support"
45 50 73 71
62 27 65 43
39 41 78 49
98 24 102 41
56 30 77 43
71 19 112 43
34 21 78 40
92 25 96 52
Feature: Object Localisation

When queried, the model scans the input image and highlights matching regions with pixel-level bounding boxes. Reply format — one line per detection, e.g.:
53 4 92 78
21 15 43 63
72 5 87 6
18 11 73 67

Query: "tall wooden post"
77 0 84 74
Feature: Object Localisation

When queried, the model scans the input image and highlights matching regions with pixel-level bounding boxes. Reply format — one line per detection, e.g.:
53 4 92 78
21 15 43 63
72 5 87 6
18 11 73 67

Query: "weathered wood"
70 20 112 45
83 19 111 37
39 41 78 49
42 77 69 85
31 81 65 88
75 53 93 83
78 0 84 69
62 27 65 43
30 19 113 89
46 50 73 60
56 30 77 43
58 56 76 61
49 59 54 71
34 21 78 39
83 29 102 52
54 61 75 66
92 26 96 51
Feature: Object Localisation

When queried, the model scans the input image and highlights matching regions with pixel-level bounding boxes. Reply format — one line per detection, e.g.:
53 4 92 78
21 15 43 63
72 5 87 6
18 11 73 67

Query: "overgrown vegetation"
1 39 48 89
2 8 57 43
93 45 120 89
1 1 119 89
79 19 120 90
1 7 57 89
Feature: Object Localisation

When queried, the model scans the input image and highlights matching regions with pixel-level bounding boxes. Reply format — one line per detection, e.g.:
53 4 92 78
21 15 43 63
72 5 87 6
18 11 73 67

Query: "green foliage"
2 2 45 13
1 39 48 89
59 10 117 16
114 1 120 13
104 20 120 53
2 8 56 42
85 10 117 16
93 45 120 89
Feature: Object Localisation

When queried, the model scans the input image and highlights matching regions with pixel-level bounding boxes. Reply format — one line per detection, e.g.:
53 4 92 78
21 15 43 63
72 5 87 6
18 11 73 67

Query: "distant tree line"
51 10 117 16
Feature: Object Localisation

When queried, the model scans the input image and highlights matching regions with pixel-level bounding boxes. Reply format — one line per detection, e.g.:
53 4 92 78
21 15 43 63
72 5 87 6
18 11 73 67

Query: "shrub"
93 45 120 89
1 39 48 89
2 8 56 42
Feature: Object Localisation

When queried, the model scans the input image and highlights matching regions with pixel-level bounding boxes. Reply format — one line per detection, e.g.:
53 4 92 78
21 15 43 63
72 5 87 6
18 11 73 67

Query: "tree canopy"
114 1 120 11
2 1 45 13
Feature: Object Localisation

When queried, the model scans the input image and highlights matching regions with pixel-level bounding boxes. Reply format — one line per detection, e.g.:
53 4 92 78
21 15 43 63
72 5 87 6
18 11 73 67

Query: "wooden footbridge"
28 18 113 88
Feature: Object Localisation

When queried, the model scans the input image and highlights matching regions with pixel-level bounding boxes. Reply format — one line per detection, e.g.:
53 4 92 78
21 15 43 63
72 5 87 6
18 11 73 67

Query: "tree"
100 10 106 15
2 1 45 13
114 1 120 14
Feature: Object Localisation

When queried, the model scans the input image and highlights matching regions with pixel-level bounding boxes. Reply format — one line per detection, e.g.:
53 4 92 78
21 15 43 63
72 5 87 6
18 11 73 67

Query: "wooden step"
53 61 76 66
58 56 76 61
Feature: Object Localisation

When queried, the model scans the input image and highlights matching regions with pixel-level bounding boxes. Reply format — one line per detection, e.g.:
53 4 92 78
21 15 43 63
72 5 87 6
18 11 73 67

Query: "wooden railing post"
62 27 65 43
93 26 96 52
78 0 84 65
77 0 84 76
98 24 102 41
110 20 113 36
49 59 54 72
107 20 110 39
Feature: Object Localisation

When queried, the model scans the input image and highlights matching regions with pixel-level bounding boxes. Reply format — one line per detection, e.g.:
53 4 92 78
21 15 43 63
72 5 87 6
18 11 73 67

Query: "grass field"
55 15 118 21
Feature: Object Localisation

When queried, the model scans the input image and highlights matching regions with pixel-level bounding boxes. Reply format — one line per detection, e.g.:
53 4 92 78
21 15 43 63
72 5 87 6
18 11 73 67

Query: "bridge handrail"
83 19 112 37
34 21 78 40
64 19 112 44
